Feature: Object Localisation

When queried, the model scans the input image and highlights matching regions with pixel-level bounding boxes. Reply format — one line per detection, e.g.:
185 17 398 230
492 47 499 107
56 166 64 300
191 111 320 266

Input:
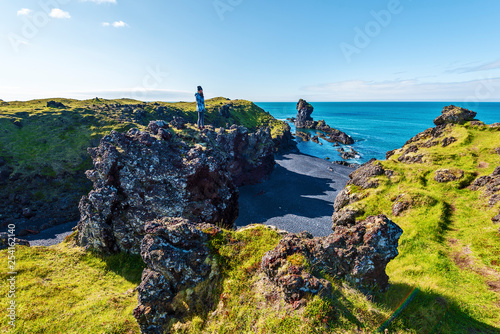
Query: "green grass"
0 236 144 334
174 225 398 334
0 97 288 178
343 122 500 333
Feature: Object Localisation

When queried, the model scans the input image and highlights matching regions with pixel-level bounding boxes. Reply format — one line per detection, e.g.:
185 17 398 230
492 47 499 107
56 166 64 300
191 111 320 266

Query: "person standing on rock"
195 86 205 129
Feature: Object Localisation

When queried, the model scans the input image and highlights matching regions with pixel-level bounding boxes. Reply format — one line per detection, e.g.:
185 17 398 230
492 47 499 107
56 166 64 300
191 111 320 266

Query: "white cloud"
49 8 71 19
17 8 32 16
81 0 117 3
112 21 127 28
102 21 128 28
449 59 500 74
303 78 500 102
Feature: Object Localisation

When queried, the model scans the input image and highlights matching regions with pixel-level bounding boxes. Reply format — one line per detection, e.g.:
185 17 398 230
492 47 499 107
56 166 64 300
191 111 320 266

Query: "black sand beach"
236 153 354 236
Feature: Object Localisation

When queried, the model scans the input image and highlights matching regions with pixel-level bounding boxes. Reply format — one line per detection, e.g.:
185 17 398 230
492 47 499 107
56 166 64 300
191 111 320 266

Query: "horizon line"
3 96 500 104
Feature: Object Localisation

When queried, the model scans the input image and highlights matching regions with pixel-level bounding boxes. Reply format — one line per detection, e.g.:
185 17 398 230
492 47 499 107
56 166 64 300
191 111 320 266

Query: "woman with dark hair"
195 86 205 129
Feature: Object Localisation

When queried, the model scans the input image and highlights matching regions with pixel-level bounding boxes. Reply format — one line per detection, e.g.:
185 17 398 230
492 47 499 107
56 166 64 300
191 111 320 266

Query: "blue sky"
1 0 500 102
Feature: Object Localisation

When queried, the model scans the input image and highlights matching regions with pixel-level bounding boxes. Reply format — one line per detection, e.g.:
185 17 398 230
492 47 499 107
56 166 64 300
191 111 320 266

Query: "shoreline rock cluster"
294 99 354 145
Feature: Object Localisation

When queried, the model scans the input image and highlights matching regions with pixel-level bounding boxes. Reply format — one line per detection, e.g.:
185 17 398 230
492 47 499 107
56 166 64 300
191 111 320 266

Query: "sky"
1 0 500 102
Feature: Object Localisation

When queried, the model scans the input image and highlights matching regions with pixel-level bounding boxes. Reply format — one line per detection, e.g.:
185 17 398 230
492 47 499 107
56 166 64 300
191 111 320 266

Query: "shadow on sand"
236 153 353 236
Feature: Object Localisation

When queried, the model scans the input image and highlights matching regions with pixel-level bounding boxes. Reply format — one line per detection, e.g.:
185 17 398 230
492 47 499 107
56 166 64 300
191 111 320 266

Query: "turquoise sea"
255 102 500 164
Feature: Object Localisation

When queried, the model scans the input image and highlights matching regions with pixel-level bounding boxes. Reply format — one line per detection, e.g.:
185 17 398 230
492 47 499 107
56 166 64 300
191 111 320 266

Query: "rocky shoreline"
292 99 355 146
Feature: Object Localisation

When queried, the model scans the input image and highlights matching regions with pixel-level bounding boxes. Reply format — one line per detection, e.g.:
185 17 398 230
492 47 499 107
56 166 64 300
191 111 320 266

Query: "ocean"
255 102 500 164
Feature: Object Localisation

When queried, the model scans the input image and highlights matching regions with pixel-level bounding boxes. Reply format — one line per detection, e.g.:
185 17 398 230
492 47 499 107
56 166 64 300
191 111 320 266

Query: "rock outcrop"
433 105 477 126
218 103 232 118
341 148 359 160
261 215 403 300
76 119 280 254
46 100 66 108
332 160 384 227
272 123 298 153
346 159 385 189
470 166 500 208
209 125 275 186
434 168 464 183
0 97 294 237
76 125 239 254
134 217 222 334
294 99 354 145
386 111 469 163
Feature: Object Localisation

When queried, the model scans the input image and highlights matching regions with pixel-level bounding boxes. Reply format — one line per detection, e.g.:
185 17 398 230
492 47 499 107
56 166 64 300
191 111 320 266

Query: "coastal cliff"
1 103 499 334
0 97 294 237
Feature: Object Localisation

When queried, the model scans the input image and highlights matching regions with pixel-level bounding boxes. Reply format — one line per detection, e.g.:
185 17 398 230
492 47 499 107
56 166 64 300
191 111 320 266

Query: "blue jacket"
195 92 205 112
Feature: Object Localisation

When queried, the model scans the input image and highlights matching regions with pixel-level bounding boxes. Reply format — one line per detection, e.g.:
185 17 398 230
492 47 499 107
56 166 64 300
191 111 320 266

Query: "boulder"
295 131 311 142
434 169 464 183
329 129 355 145
170 116 186 129
470 166 500 208
134 218 222 334
261 215 403 299
392 198 411 217
331 209 360 226
76 126 239 254
347 160 385 189
147 120 171 140
433 105 477 126
218 103 232 118
341 148 359 160
46 100 66 108
331 160 359 168
442 137 457 147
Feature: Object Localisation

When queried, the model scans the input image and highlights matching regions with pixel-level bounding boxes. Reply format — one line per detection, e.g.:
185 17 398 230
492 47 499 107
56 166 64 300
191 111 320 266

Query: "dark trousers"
197 111 205 128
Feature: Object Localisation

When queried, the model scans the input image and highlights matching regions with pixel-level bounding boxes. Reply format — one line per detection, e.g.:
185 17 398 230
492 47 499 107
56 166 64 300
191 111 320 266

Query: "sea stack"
294 99 355 145
295 99 315 128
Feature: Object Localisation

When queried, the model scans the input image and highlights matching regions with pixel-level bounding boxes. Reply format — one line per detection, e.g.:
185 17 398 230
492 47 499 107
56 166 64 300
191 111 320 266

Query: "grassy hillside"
0 236 144 333
342 121 500 333
0 97 285 178
1 227 397 334
0 97 289 232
